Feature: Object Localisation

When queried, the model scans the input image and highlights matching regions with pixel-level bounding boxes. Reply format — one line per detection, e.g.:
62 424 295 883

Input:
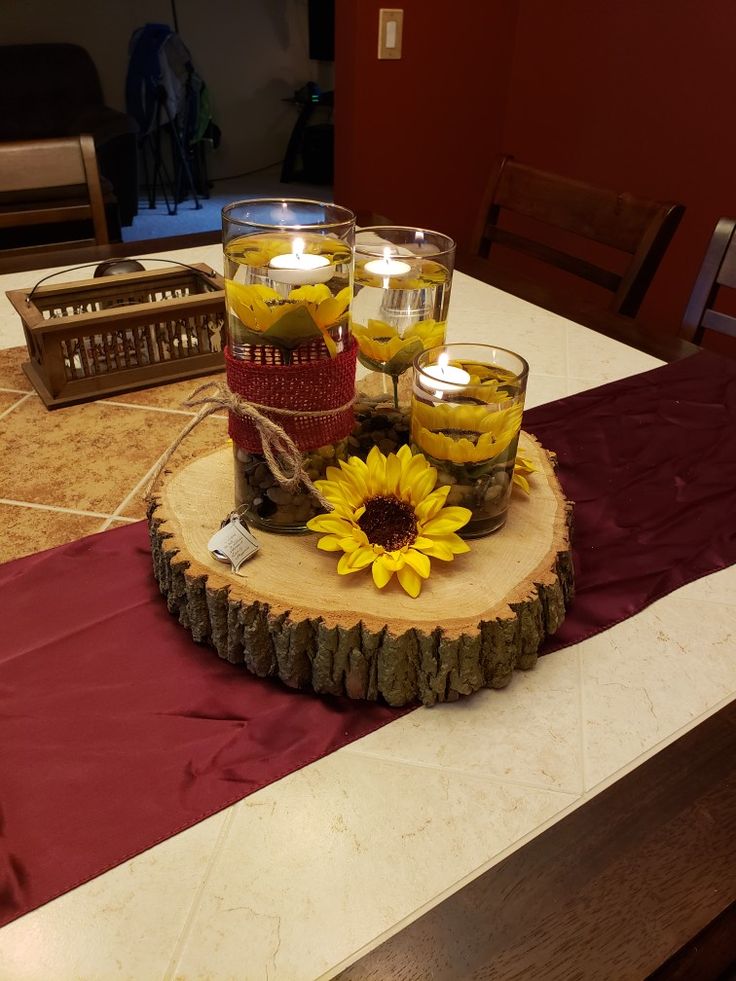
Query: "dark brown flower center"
437 428 483 444
357 495 418 551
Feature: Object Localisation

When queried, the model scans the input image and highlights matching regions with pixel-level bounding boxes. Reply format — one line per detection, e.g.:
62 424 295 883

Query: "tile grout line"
341 747 582 798
104 400 227 420
162 807 239 981
0 497 126 521
0 391 32 420
0 386 31 395
103 448 173 526
104 400 198 417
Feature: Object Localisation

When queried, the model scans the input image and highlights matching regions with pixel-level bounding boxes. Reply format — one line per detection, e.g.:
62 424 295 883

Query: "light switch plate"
378 8 403 60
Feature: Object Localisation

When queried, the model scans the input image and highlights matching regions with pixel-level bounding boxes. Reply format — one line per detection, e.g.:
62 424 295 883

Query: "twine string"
144 381 355 508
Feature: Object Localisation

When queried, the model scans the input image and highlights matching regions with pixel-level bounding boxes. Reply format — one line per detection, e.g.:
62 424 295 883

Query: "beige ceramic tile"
565 319 662 382
449 273 569 378
673 563 736 607
106 370 225 411
525 372 569 409
0 811 230 981
0 502 107 564
171 753 576 981
0 346 31 391
0 397 217 514
581 595 736 790
346 646 583 795
120 415 230 519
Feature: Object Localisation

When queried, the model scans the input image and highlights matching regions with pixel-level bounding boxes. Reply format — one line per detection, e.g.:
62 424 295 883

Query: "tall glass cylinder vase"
352 226 455 404
222 199 356 532
351 226 455 459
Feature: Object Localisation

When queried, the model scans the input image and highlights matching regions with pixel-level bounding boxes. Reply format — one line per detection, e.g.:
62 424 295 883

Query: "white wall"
3 0 333 179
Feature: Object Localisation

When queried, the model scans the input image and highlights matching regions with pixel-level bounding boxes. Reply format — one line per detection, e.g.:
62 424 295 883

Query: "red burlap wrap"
225 339 357 453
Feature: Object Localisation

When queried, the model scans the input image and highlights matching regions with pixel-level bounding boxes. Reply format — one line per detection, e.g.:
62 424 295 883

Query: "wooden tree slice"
148 433 574 707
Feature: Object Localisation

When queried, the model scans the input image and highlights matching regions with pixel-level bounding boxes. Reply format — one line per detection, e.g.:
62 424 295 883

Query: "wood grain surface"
149 433 574 705
337 700 736 980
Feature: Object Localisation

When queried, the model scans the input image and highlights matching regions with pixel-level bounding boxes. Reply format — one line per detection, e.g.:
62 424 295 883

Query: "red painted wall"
335 0 736 340
334 0 519 248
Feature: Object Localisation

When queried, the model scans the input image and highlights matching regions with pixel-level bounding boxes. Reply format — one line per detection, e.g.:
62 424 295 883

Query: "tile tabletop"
0 246 734 981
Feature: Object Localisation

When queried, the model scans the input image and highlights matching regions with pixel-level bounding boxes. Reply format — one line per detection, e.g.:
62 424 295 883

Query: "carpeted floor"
122 167 333 243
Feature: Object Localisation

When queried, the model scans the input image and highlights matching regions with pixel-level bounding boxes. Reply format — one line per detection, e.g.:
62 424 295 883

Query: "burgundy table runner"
1 349 735 928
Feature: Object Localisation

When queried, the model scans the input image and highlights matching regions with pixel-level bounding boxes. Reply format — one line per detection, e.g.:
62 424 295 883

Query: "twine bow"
144 381 355 509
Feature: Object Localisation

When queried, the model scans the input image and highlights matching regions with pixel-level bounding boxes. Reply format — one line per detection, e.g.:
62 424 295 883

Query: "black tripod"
140 84 201 216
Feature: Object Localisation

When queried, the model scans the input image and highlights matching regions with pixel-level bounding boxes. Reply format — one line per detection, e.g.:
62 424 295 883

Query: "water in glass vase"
351 258 451 384
224 232 353 360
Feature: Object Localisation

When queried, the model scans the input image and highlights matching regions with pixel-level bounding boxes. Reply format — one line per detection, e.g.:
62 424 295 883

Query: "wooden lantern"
6 263 226 408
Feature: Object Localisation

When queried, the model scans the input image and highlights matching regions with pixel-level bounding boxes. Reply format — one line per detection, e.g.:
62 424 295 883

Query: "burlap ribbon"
144 381 355 508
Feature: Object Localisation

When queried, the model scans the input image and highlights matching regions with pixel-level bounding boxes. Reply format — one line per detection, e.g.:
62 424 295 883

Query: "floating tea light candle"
421 351 471 396
269 236 332 285
363 246 412 279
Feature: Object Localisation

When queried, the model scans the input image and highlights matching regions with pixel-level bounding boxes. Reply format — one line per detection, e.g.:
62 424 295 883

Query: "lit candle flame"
382 246 392 269
437 351 449 375
293 236 305 260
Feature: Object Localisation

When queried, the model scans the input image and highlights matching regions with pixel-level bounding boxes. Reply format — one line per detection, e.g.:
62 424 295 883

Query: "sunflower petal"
512 472 530 494
372 556 393 588
408 466 438 504
397 564 422 598
306 515 354 536
415 533 470 560
384 452 402 496
413 536 454 560
337 551 365 575
414 485 451 522
420 507 472 535
316 535 345 552
346 546 376 570
403 549 431 578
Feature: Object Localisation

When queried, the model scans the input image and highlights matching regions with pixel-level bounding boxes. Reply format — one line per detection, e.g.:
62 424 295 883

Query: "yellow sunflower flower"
306 445 471 598
225 282 351 356
512 450 537 494
352 318 446 375
411 397 523 465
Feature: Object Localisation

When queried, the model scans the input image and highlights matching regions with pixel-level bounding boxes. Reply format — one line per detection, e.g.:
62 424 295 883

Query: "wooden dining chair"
681 217 736 344
0 134 109 250
469 156 684 318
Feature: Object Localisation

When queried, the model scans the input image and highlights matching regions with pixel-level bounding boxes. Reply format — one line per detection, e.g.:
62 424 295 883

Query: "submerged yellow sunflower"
411 398 523 465
352 318 446 375
227 234 351 269
226 282 351 356
306 445 471 598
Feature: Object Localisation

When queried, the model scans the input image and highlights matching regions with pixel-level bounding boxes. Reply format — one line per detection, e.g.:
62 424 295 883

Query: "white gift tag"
208 518 260 575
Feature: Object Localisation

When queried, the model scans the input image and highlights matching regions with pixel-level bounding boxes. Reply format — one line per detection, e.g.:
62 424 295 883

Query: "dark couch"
0 43 139 226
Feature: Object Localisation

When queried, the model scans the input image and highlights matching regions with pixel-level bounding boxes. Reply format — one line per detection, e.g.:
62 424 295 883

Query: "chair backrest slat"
474 156 684 317
682 217 736 344
0 139 86 192
0 135 108 248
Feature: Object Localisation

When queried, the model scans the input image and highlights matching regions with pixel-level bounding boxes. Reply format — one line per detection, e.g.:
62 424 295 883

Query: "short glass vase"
411 343 529 537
